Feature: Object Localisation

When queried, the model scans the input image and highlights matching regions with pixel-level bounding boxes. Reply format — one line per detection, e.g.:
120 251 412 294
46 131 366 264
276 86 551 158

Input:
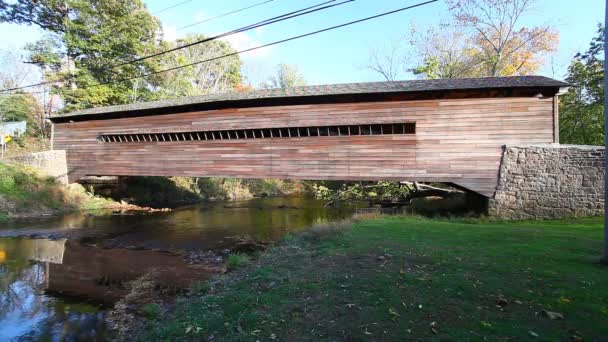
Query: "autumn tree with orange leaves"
367 0 559 80
447 0 559 77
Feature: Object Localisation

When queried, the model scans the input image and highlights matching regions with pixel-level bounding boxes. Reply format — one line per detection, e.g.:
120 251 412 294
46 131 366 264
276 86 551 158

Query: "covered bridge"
49 76 569 197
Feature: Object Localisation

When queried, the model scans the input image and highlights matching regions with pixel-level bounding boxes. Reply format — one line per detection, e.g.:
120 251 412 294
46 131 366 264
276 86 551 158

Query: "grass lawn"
143 216 608 341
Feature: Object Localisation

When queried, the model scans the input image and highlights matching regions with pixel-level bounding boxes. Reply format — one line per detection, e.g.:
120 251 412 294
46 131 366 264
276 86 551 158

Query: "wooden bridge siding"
53 95 555 197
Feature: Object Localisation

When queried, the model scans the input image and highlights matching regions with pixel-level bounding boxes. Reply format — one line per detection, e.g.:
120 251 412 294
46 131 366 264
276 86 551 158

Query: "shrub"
142 303 162 320
299 220 353 242
227 253 250 269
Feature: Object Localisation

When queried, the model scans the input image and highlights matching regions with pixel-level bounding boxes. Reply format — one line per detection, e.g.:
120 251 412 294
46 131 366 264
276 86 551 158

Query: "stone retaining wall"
489 144 604 219
6 150 69 184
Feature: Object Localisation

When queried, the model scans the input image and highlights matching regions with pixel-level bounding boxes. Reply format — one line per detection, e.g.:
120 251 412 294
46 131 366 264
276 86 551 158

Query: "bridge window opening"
404 122 416 134
97 122 416 144
371 125 382 135
382 124 393 134
393 124 404 134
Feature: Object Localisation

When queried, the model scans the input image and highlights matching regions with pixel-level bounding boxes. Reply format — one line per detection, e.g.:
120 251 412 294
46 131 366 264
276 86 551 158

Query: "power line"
0 0 352 93
72 0 441 90
152 0 193 15
114 0 352 69
177 0 275 31
0 0 439 94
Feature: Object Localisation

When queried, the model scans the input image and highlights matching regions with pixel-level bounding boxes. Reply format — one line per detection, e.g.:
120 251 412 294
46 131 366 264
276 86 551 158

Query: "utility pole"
603 0 608 264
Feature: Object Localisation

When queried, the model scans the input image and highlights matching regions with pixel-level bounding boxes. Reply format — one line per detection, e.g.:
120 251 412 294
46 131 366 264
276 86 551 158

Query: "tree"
0 93 47 137
151 35 243 100
0 49 50 137
447 0 558 77
365 40 408 81
410 25 479 79
560 25 604 146
367 0 559 80
1 0 161 111
261 63 306 89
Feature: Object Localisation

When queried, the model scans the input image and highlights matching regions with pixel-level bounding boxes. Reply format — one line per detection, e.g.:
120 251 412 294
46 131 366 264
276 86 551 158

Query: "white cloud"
220 32 272 59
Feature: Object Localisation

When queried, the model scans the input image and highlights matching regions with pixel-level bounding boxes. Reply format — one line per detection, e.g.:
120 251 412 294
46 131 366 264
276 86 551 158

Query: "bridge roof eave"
50 76 570 123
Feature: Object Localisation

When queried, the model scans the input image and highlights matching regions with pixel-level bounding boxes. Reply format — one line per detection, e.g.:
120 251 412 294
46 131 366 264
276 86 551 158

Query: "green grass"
227 253 251 270
142 303 162 320
0 162 117 218
142 216 608 341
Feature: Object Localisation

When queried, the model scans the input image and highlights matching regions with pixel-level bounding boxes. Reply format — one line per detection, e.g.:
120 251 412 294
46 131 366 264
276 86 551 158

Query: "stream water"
0 197 360 341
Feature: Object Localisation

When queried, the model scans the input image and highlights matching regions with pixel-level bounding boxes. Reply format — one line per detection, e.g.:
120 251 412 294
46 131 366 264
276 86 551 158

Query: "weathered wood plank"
53 95 555 197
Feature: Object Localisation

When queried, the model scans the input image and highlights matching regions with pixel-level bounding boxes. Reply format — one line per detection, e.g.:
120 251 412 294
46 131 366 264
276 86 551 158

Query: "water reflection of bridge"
4 238 220 304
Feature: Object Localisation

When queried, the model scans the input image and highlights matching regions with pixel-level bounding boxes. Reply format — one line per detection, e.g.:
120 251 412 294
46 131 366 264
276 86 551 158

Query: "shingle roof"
52 76 569 122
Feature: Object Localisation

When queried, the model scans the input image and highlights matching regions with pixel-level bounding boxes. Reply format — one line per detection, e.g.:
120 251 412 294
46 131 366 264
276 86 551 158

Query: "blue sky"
0 0 604 87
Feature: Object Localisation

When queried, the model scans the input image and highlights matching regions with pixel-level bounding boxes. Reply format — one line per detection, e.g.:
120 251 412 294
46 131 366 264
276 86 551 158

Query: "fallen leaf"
480 321 492 328
529 331 539 338
559 297 572 304
389 308 400 317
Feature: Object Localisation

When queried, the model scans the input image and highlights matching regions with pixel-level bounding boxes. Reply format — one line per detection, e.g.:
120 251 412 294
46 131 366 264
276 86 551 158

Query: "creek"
0 197 360 341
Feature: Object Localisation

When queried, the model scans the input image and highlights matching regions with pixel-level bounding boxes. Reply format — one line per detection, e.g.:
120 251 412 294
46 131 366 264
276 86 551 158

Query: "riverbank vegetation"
0 163 116 219
141 215 607 341
109 176 310 207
